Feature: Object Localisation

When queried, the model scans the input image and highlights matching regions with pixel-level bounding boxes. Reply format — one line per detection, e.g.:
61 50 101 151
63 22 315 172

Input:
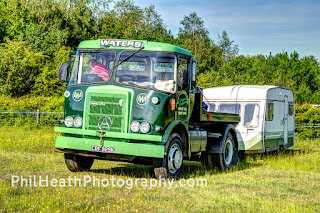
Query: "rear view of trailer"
203 85 294 153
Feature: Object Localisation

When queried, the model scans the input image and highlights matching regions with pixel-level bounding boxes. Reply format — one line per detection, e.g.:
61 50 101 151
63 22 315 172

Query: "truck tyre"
64 154 94 172
213 132 237 170
166 133 184 178
154 133 183 179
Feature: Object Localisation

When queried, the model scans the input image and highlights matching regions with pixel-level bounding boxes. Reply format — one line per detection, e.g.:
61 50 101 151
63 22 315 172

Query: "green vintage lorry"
55 39 240 178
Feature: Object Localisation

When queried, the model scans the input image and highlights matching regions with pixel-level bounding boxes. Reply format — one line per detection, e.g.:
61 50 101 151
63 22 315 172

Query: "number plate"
91 145 115 153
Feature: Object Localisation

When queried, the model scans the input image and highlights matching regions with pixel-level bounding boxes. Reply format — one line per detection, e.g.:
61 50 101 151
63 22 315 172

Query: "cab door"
177 57 189 122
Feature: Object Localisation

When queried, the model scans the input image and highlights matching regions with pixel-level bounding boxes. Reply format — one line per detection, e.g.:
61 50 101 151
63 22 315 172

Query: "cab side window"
178 58 188 89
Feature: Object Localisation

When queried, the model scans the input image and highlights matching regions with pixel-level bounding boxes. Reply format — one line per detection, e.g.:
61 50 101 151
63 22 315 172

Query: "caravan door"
283 96 289 145
243 102 263 152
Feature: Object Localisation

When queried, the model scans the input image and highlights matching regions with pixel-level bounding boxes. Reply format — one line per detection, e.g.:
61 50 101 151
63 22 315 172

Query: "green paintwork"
240 132 295 153
201 112 240 123
83 85 133 133
161 120 188 146
54 127 162 142
78 39 192 56
55 136 164 158
56 39 243 161
288 136 294 146
243 133 264 151
177 90 189 121
64 85 173 135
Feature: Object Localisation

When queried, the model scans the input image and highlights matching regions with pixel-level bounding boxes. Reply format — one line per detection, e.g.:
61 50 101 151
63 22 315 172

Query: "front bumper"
54 127 164 158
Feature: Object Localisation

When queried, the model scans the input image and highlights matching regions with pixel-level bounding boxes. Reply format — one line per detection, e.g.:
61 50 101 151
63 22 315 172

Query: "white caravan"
203 85 294 153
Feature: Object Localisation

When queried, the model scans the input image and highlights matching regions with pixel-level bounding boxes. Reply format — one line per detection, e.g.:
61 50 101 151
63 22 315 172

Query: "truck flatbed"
201 112 240 123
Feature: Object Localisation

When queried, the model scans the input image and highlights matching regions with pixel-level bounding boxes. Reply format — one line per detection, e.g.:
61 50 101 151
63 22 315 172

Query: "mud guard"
161 120 189 157
206 124 238 154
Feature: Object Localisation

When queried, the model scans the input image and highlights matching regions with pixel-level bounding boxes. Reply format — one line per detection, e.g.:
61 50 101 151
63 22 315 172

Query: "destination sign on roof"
101 40 143 48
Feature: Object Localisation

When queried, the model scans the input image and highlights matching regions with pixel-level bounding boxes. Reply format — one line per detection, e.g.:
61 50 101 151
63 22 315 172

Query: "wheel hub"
224 139 233 165
168 143 183 173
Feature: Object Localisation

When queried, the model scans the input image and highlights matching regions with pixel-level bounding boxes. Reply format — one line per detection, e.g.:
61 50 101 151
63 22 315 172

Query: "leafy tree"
177 12 223 75
23 0 98 55
97 0 172 42
0 0 28 42
217 30 239 60
0 39 46 97
177 12 210 55
33 46 71 96
0 0 319 104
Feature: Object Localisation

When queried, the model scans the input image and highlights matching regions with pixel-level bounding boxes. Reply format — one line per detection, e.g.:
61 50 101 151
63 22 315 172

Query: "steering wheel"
82 73 108 83
87 73 110 78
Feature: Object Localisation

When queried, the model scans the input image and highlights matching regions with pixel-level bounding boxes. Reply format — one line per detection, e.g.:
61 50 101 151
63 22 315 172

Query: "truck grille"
85 93 129 133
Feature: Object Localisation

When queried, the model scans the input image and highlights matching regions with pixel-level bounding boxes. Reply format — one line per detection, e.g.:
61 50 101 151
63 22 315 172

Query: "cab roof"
78 39 192 56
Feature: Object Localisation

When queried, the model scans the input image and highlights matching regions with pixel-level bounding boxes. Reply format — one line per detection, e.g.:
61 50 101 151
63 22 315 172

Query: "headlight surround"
73 116 83 127
64 91 70 98
130 121 140 132
64 116 74 127
140 122 151 133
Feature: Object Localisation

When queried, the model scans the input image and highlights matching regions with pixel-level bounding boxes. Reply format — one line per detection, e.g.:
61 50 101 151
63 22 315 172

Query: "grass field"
0 127 319 212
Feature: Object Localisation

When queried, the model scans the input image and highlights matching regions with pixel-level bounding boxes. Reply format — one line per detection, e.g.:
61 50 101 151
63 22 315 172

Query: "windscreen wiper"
114 46 145 70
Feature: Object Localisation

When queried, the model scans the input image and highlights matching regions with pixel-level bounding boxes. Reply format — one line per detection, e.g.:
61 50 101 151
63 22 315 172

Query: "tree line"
0 0 319 104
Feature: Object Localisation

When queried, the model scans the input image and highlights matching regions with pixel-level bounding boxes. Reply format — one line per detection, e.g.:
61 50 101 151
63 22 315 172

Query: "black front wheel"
154 133 184 179
64 154 94 172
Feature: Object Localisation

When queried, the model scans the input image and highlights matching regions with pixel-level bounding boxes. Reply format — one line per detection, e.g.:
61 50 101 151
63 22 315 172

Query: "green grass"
0 126 319 212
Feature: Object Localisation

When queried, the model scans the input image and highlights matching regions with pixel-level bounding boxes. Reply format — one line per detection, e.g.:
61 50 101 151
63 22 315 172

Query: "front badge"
98 116 113 132
136 93 148 105
72 89 83 102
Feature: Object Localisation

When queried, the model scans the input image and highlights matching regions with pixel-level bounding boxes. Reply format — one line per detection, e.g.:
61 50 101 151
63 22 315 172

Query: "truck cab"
55 39 240 178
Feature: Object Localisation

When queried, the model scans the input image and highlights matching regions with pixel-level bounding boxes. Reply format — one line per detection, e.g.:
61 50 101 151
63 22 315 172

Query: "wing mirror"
58 63 68 82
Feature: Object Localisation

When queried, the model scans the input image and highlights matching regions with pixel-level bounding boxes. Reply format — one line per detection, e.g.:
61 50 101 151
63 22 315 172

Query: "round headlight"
130 121 140 132
74 116 83 127
140 122 151 133
151 97 160 105
64 116 73 127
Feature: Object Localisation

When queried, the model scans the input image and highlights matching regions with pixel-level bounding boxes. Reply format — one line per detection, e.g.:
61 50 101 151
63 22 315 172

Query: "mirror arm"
59 81 68 88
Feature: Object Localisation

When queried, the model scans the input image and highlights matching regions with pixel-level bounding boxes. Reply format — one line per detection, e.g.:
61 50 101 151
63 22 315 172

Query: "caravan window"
266 102 274 121
206 102 216 112
289 103 294 116
219 104 241 114
244 104 260 128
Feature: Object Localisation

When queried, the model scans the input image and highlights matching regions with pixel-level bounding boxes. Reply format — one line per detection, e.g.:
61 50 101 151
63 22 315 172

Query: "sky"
134 0 320 60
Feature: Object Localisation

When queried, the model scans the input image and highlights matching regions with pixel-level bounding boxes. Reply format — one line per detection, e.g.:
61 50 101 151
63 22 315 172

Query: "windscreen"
115 51 177 93
69 51 115 85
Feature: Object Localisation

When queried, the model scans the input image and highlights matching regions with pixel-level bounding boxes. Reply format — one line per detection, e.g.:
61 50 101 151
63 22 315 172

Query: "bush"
295 104 320 123
0 95 64 112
